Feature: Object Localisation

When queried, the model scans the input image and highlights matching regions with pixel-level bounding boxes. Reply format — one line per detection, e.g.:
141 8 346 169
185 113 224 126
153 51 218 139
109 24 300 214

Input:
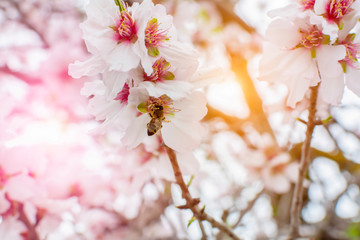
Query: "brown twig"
164 144 241 240
232 188 265 229
0 66 42 84
18 203 40 240
289 84 319 238
11 1 50 48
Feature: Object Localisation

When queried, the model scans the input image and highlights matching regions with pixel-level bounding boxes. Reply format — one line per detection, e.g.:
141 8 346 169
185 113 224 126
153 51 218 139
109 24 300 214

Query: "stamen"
299 26 324 49
299 0 316 10
143 58 175 82
111 7 138 44
146 95 178 117
145 18 169 56
340 36 360 69
326 0 355 23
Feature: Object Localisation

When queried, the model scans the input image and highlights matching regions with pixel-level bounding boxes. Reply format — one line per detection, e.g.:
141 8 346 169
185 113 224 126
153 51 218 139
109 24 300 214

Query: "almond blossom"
261 1 360 107
123 86 207 152
69 0 184 76
71 0 209 154
314 0 360 26
259 15 345 106
317 32 360 103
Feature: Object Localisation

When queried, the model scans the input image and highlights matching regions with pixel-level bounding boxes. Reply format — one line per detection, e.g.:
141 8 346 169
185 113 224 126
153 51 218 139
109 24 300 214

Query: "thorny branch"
164 144 241 240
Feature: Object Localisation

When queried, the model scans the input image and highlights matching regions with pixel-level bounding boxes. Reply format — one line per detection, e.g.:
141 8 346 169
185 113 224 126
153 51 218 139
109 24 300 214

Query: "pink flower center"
340 36 360 69
326 0 355 23
299 26 324 48
145 18 169 49
114 83 130 105
143 58 175 82
112 10 138 44
344 43 360 65
299 0 316 10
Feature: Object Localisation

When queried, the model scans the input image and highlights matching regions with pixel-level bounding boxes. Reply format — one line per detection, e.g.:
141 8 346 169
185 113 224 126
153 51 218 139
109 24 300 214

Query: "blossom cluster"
69 0 208 153
259 0 360 107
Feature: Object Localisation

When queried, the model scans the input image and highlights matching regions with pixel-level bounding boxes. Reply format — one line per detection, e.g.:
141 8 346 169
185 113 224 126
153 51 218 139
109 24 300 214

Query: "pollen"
145 18 169 50
111 9 138 44
146 95 177 117
143 58 175 82
326 0 355 23
299 26 324 49
341 37 360 69
299 0 316 10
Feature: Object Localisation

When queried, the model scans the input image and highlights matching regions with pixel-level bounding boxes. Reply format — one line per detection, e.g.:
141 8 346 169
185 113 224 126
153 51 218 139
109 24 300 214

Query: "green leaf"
147 47 159 57
187 216 197 228
345 222 360 240
321 115 332 125
187 175 194 187
137 102 147 113
163 71 175 80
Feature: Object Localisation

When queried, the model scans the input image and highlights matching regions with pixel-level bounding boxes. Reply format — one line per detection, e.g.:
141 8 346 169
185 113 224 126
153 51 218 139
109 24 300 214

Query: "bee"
147 104 165 136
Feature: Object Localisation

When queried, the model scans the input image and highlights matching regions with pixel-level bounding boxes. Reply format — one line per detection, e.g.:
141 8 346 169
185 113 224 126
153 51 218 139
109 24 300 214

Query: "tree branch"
11 1 50 48
164 144 241 240
18 203 40 240
232 188 265 229
289 84 319 238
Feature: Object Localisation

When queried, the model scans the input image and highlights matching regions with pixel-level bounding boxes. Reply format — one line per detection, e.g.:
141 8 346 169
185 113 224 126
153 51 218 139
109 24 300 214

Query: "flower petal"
345 67 360 97
314 0 326 15
80 80 106 97
173 91 207 121
122 114 150 149
317 45 346 77
107 43 140 72
319 74 345 105
139 81 193 100
265 18 301 48
68 55 106 78
162 120 204 152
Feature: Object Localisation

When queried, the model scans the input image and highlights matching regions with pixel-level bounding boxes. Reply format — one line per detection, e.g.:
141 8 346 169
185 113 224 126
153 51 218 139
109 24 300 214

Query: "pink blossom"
300 0 316 10
314 0 359 24
259 15 346 106
69 0 181 77
319 33 360 103
122 86 207 152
